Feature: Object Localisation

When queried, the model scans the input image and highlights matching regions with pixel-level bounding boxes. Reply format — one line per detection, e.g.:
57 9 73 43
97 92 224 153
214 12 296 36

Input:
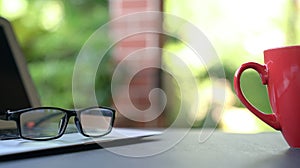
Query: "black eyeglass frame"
0 106 115 141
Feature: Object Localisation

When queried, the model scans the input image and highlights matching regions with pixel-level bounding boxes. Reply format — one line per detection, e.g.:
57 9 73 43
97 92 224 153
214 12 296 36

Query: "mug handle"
234 62 281 130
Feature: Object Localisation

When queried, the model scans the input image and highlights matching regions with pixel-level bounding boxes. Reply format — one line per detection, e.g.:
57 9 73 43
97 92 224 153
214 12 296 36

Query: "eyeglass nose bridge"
74 117 85 135
64 110 85 136
55 110 78 137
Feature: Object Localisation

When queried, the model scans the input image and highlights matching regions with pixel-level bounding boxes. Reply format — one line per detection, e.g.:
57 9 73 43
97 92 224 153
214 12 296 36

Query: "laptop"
0 17 161 157
0 17 40 139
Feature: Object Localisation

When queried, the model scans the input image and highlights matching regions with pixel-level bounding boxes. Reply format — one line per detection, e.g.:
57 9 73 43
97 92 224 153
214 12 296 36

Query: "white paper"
0 128 161 156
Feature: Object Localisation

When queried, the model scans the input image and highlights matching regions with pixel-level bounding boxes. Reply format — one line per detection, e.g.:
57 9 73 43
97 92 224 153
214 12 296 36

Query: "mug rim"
264 45 300 56
264 45 300 52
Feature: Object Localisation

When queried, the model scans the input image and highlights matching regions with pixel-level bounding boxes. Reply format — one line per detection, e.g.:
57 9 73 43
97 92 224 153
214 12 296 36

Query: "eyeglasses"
0 106 115 141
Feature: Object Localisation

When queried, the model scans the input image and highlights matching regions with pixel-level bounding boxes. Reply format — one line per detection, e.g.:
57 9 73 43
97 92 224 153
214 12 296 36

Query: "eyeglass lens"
79 108 113 137
20 109 65 140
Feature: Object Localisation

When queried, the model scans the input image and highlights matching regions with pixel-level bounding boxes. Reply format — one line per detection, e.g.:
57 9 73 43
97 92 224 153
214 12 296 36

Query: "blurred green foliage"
164 0 300 130
0 0 112 108
1 0 300 130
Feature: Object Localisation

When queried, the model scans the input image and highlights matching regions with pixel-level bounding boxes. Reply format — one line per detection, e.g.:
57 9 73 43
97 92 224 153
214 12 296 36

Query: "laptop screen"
0 26 31 112
0 17 40 118
0 18 41 130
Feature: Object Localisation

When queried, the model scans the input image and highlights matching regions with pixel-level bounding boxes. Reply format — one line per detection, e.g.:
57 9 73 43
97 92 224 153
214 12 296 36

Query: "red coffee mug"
234 46 300 148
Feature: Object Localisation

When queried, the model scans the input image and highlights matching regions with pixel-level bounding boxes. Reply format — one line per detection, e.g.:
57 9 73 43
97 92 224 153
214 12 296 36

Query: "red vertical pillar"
109 0 164 127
